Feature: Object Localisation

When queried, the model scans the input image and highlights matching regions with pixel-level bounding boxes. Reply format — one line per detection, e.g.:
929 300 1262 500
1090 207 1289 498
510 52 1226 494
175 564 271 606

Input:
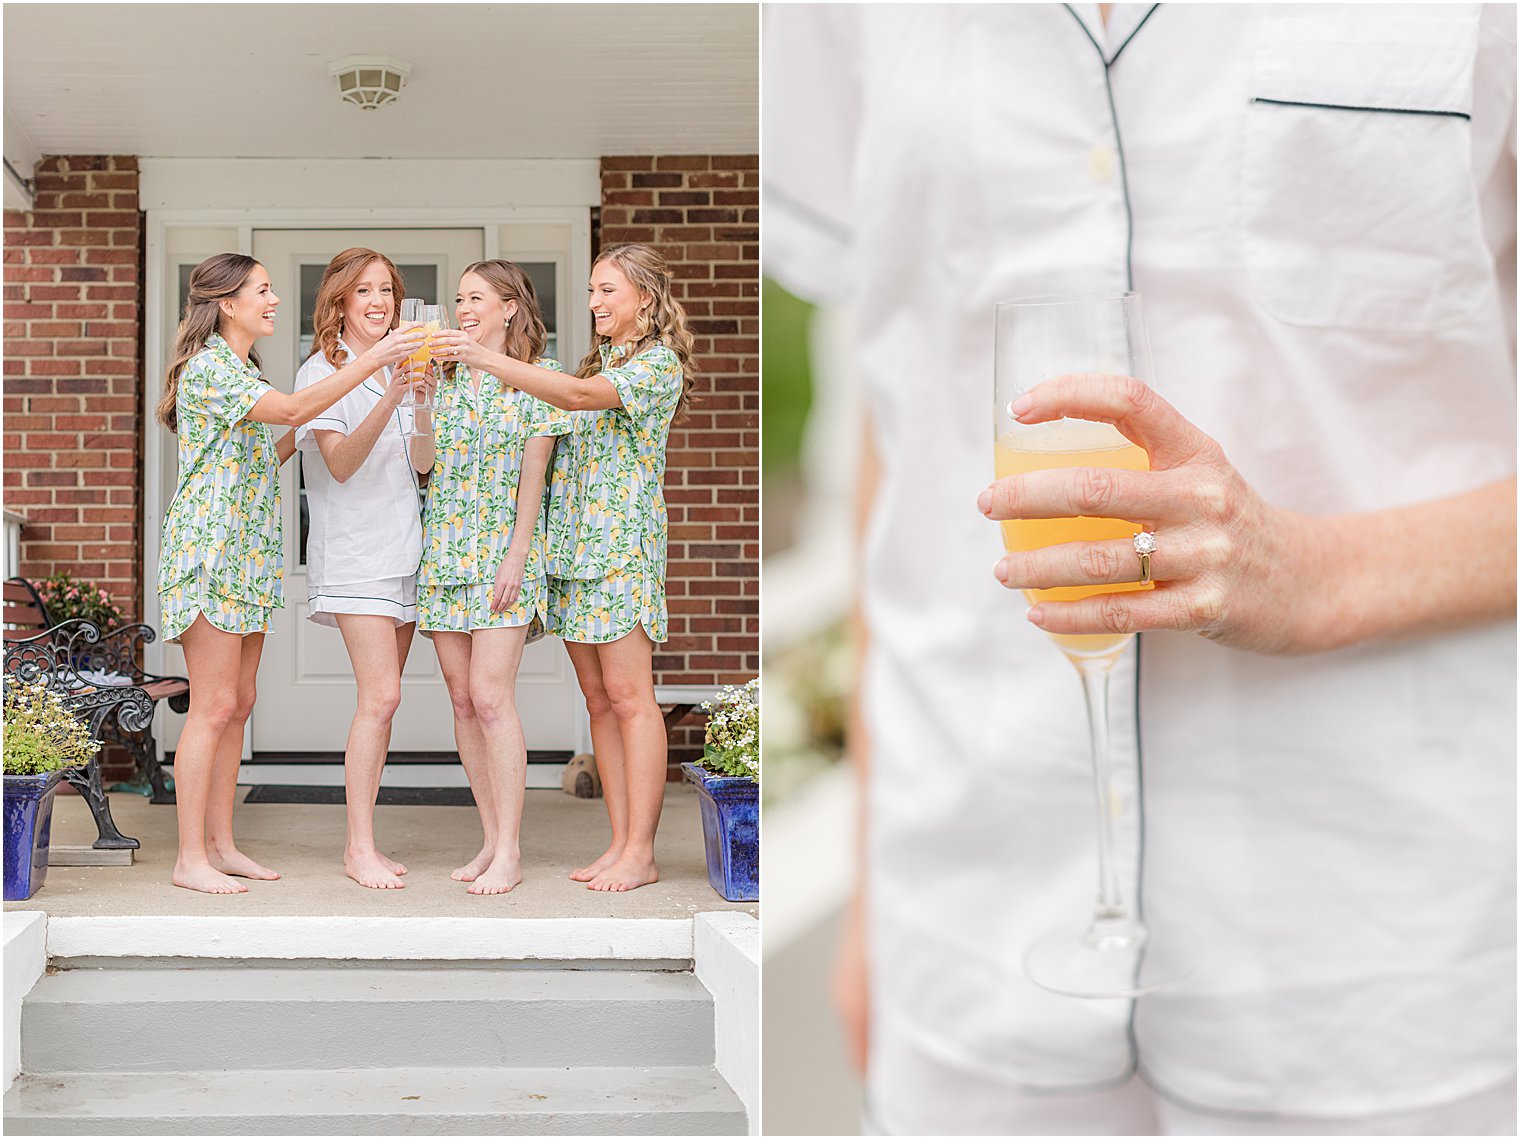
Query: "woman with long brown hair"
417 260 570 895
294 247 436 890
430 243 695 892
156 252 422 894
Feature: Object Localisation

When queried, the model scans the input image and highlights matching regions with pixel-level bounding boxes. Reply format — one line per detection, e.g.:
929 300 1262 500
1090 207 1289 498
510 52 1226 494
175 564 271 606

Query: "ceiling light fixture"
329 55 412 110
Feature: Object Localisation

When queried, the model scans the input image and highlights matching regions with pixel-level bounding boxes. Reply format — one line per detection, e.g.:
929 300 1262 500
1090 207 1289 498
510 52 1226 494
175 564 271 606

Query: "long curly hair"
456 259 548 367
157 253 262 433
308 247 405 369
574 243 697 417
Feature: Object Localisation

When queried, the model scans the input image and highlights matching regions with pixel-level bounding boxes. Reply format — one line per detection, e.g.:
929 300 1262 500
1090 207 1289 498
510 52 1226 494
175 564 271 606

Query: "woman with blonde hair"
431 243 695 892
418 259 570 895
294 247 436 890
156 252 422 894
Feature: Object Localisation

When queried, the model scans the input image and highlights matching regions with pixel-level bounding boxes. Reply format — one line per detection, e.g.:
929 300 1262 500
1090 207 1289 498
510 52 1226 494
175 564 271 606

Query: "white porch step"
21 967 715 1072
4 1065 745 1135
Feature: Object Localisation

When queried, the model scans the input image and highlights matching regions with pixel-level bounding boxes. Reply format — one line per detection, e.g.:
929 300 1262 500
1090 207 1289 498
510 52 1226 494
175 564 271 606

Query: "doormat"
243 785 476 807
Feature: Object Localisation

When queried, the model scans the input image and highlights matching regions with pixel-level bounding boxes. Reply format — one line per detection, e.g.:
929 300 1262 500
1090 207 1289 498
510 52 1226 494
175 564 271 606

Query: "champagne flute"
397 298 434 437
415 304 445 416
425 304 453 411
994 291 1199 998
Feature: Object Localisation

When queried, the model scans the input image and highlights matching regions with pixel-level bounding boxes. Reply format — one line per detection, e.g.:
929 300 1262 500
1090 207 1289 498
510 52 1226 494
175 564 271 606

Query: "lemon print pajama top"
157 334 283 643
544 340 684 644
417 359 570 636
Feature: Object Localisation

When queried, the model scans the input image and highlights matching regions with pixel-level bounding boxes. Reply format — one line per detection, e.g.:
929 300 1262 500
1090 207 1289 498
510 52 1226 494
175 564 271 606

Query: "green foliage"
701 679 760 781
34 571 123 632
761 278 815 476
3 679 99 777
762 617 851 807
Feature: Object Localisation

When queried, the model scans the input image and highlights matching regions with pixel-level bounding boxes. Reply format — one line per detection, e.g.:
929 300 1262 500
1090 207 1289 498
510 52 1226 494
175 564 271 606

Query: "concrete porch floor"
6 785 756 921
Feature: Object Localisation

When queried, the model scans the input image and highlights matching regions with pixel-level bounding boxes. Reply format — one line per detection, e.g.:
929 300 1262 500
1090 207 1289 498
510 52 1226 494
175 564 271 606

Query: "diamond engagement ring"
1133 531 1157 585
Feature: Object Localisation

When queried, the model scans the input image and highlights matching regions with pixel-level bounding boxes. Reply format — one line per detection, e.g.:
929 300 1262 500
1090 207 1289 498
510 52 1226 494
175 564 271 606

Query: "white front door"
244 228 583 754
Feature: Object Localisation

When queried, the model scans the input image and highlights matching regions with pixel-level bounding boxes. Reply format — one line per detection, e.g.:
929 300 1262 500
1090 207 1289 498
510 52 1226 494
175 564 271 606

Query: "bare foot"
346 849 405 890
588 855 659 892
208 847 281 880
379 852 408 876
451 846 493 882
466 854 522 896
569 844 622 883
172 862 248 895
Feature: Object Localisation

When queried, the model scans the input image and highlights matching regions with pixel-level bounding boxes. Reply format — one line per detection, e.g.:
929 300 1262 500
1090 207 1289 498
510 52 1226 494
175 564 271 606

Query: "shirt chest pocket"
1240 6 1485 332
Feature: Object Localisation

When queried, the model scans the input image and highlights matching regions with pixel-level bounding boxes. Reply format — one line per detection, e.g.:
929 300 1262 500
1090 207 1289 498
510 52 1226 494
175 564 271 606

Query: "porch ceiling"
3 3 757 161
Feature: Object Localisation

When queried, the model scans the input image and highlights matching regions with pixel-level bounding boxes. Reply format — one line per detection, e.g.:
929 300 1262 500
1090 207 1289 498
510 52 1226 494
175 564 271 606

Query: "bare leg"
172 617 251 894
203 630 280 880
377 621 417 877
463 626 531 895
336 614 405 889
588 627 664 892
433 631 495 880
565 641 628 881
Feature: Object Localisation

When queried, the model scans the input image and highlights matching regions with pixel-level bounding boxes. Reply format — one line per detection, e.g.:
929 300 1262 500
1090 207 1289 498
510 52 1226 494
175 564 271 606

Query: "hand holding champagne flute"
991 292 1198 998
399 299 447 435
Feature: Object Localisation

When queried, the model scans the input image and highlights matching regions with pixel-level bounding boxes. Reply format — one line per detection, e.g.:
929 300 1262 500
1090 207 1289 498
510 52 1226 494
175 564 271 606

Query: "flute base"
1023 915 1199 999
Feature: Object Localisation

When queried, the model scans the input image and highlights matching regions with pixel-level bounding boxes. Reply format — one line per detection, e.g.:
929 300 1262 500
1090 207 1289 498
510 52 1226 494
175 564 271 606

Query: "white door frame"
143 180 596 760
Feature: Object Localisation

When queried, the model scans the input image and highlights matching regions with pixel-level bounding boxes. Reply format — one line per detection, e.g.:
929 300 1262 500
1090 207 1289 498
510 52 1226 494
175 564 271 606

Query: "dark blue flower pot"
4 771 64 902
682 761 758 902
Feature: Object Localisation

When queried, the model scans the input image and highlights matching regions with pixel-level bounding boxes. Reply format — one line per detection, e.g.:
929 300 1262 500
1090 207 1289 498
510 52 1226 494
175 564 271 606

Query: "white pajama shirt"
765 3 1516 1131
294 342 423 625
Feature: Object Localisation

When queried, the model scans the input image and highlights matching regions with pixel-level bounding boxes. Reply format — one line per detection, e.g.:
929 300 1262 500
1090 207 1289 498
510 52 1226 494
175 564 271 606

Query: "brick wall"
599 155 759 764
3 156 143 621
4 156 143 782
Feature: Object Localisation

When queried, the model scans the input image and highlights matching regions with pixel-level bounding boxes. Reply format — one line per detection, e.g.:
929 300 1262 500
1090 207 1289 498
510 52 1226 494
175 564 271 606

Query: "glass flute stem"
1073 655 1132 935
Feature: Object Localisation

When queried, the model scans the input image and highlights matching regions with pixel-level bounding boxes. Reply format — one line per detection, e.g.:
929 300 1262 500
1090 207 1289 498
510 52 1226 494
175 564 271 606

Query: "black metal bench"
3 619 155 850
4 577 188 804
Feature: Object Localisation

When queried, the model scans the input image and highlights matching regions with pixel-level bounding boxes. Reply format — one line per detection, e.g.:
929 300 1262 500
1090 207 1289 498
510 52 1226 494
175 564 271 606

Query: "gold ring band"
1133 531 1157 586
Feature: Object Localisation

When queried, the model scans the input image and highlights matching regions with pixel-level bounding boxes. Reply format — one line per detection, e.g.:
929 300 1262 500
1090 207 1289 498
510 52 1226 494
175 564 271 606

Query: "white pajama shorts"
306 575 418 628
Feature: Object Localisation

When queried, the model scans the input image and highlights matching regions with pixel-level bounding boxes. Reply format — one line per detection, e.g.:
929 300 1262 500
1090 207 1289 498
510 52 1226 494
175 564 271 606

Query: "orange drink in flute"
994 417 1151 658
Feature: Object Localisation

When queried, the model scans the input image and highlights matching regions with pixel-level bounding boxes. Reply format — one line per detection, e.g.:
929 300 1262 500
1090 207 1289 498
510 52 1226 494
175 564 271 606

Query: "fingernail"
994 559 1010 584
1009 394 1034 419
976 487 992 515
1026 605 1045 626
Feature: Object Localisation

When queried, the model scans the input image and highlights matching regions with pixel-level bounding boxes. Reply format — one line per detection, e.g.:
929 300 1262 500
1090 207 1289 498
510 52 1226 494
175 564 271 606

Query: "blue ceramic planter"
681 761 758 903
4 770 64 902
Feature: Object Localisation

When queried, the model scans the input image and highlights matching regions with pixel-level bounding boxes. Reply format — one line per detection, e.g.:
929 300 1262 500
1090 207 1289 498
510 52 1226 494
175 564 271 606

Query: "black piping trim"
1066 3 1159 67
1251 96 1470 121
307 591 412 609
1068 7 1106 62
1063 3 1159 291
763 181 854 246
1065 0 1159 1078
1108 4 1159 66
1108 69 1138 293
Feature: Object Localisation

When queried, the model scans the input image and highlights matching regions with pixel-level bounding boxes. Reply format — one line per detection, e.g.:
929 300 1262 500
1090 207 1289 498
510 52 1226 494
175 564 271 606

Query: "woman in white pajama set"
766 4 1516 1135
295 247 434 890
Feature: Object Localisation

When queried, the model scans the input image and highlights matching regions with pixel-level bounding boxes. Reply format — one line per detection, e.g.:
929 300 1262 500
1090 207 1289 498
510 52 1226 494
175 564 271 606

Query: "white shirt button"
1089 143 1116 183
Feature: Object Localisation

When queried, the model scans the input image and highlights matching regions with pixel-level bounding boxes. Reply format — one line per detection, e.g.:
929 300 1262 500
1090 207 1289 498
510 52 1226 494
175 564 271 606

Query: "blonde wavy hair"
574 243 698 417
308 248 405 369
156 253 263 433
